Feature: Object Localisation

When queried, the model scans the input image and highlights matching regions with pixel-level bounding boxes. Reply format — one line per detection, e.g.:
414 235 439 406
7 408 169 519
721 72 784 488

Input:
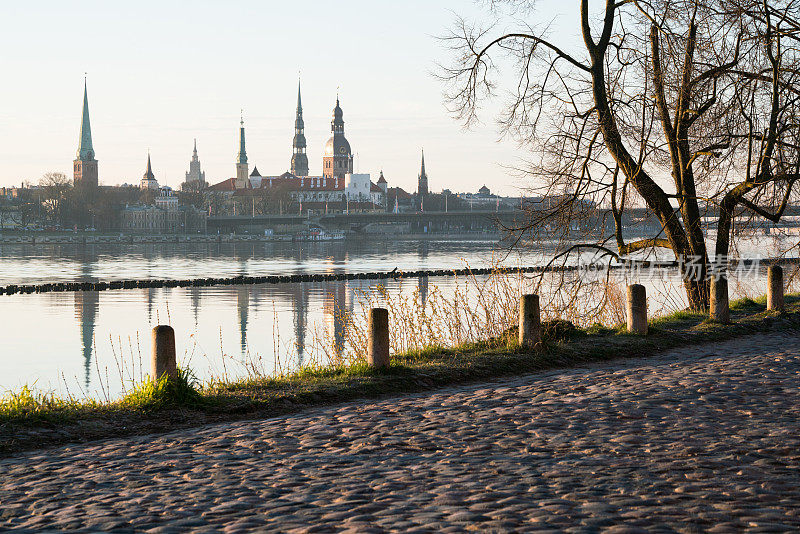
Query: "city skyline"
0 0 578 195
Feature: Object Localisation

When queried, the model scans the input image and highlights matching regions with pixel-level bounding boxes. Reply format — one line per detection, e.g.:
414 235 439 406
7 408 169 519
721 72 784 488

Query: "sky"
0 0 579 195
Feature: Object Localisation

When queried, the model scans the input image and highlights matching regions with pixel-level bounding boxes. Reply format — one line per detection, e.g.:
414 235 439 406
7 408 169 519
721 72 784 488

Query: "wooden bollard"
768 265 784 311
151 325 177 380
518 294 542 350
626 284 648 335
367 308 390 368
710 276 730 323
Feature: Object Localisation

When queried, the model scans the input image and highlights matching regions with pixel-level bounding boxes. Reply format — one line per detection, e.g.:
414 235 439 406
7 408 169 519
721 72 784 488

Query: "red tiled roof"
206 178 237 192
387 187 413 200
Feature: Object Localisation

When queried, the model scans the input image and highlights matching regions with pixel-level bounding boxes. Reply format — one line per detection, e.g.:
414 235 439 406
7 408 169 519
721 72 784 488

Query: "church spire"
235 113 249 188
331 95 344 134
193 138 198 159
417 149 429 198
144 153 154 179
77 78 95 161
297 79 303 113
291 79 309 176
73 77 99 188
237 113 247 165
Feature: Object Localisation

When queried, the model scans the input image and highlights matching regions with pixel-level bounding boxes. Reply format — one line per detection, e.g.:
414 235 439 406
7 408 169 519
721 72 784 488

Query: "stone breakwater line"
2 257 798 296
0 266 569 296
1 333 799 531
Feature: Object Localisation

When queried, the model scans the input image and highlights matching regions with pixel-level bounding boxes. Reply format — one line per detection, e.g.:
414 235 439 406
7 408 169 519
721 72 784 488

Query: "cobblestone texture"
1 333 799 532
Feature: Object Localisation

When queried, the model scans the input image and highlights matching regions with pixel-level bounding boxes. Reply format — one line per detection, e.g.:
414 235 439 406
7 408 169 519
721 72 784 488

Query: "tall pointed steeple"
235 113 249 188
418 149 429 197
73 77 98 188
141 152 158 190
237 114 248 165
297 79 303 113
291 79 309 176
144 153 154 179
77 79 95 160
193 138 198 159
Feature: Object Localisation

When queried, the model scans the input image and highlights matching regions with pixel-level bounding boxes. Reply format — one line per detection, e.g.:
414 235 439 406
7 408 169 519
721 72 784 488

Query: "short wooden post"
626 284 648 335
151 325 177 380
368 308 390 368
768 265 784 311
519 294 542 350
710 276 730 324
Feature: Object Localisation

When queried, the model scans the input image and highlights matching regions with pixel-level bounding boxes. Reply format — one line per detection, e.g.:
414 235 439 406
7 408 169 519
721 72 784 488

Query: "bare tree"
39 172 72 226
441 0 800 310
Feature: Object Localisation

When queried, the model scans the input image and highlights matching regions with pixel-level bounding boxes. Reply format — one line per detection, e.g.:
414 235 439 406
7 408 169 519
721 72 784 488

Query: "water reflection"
237 286 249 355
0 239 511 286
323 279 351 358
73 252 98 389
190 287 201 327
292 283 310 364
418 275 429 307
74 290 98 389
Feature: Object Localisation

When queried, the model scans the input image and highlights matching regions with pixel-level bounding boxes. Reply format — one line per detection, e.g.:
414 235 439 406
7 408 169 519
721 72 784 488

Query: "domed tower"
291 81 309 176
323 97 353 180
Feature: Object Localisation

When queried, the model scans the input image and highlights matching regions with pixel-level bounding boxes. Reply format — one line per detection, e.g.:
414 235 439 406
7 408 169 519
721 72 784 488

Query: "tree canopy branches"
442 0 800 309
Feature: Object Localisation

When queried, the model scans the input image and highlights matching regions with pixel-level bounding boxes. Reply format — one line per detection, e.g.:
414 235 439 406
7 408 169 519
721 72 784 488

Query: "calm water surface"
0 236 792 398
1 239 537 398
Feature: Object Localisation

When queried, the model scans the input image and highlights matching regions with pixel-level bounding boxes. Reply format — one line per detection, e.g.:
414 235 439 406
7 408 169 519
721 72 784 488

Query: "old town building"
205 90 385 214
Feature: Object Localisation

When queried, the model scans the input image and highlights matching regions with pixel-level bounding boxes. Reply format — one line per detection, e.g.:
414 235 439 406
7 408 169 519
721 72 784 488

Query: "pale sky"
0 0 578 195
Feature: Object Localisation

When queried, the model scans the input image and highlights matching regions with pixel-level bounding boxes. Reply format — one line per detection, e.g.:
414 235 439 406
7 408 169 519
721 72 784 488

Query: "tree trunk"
683 278 709 311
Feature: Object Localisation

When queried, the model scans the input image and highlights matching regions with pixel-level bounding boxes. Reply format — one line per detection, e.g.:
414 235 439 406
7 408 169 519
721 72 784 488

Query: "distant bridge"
207 210 531 233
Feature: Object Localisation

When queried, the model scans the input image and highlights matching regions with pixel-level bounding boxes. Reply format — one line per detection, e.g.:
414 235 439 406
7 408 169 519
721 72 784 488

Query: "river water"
0 236 794 399
1 239 538 398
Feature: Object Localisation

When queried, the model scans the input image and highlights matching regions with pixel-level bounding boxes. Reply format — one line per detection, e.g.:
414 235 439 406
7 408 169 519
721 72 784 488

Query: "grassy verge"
2 294 799 456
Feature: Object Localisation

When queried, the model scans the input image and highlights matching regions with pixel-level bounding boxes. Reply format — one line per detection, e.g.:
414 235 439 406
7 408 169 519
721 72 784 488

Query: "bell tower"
74 79 98 188
291 80 309 176
235 114 249 189
322 97 353 180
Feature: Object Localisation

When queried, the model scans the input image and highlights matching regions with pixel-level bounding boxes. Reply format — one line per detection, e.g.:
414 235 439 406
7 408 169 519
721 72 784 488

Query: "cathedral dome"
324 135 351 157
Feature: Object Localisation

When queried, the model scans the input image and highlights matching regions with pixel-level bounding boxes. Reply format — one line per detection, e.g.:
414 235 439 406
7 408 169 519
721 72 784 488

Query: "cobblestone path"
2 333 799 532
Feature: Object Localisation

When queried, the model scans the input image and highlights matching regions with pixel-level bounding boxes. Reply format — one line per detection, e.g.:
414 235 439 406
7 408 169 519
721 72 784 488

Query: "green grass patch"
120 369 204 410
0 385 95 423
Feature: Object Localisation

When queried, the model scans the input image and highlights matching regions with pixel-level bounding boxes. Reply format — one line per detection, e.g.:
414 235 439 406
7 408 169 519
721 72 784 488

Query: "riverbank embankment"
3 330 798 531
1 294 797 456
0 232 501 246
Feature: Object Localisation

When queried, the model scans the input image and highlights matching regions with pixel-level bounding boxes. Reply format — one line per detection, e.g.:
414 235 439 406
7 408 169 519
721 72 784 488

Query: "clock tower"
322 97 353 180
74 79 98 188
